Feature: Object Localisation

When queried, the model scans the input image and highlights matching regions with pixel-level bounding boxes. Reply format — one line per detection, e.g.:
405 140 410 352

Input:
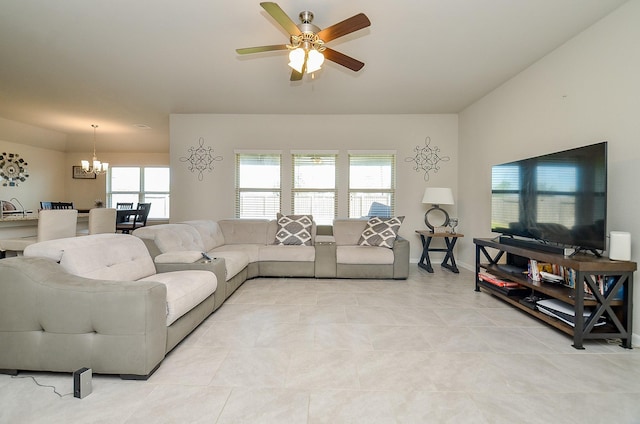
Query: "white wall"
0 139 66 212
170 114 458 261
458 0 640 340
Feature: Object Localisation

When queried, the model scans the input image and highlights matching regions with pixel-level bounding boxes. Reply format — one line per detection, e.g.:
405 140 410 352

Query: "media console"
474 238 636 349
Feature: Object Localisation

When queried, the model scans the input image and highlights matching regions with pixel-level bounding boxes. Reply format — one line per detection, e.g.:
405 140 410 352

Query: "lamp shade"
306 49 324 73
422 187 454 205
288 48 305 73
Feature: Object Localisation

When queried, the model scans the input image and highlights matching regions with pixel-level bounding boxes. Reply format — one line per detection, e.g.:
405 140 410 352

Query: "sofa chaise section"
0 234 219 379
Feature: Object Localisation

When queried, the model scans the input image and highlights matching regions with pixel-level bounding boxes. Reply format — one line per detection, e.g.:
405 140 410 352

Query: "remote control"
201 252 212 260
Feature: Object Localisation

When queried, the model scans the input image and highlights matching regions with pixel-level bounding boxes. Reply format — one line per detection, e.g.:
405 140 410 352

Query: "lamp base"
424 205 450 232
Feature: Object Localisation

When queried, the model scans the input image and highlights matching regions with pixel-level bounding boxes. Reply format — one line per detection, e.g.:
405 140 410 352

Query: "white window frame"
291 151 337 225
107 166 170 219
235 151 282 219
348 151 396 218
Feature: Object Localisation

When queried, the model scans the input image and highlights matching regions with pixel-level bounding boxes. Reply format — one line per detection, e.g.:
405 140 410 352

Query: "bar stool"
0 209 78 256
88 208 117 234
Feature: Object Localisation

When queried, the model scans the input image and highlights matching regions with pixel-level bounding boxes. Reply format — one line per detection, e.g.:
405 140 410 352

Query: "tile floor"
2 267 640 423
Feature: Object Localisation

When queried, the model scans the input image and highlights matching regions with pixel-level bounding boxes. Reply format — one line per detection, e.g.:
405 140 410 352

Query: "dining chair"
116 202 134 210
116 203 151 233
51 202 74 210
38 209 79 240
88 208 117 234
0 209 79 256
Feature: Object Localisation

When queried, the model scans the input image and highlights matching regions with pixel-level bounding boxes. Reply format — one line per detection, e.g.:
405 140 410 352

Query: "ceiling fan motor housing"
291 13 324 51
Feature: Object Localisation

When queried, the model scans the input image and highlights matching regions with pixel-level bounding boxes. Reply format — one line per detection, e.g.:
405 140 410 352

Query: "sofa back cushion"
24 234 157 281
134 223 205 252
333 219 369 246
182 220 225 251
218 219 271 245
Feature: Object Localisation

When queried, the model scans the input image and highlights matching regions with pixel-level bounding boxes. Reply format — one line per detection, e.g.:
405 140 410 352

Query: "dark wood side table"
415 230 464 273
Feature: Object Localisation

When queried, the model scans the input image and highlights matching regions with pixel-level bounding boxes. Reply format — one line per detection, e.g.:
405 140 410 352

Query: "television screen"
491 142 607 252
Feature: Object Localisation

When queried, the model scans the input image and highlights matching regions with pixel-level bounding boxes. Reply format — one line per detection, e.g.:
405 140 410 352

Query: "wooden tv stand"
474 238 636 349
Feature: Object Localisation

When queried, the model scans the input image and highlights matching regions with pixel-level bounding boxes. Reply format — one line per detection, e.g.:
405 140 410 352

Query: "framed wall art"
72 166 96 179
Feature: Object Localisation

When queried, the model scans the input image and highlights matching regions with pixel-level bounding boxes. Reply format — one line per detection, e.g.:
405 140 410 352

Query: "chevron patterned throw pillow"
275 213 313 246
358 216 404 248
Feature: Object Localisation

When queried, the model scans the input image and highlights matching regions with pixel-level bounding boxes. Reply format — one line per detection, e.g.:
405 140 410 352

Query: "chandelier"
81 124 108 175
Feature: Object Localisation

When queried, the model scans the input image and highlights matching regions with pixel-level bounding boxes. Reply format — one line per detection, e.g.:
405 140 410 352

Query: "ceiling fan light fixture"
288 47 305 73
306 49 324 73
237 3 371 81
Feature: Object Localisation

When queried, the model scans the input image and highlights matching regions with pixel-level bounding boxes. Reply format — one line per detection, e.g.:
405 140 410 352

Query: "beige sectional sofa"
0 216 408 379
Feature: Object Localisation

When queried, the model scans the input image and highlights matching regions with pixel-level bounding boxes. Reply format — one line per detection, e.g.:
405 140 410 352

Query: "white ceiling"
0 0 628 153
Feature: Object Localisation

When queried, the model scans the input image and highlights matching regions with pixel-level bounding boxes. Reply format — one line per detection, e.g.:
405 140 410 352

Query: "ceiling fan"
236 2 371 81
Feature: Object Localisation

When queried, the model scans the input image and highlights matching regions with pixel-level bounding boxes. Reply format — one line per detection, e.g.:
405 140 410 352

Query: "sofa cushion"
206 249 250 281
358 216 404 249
182 220 225 251
24 234 157 281
212 244 261 264
134 224 204 252
218 219 270 245
139 270 217 326
259 245 315 262
336 245 395 265
274 213 313 246
154 251 203 264
333 219 369 245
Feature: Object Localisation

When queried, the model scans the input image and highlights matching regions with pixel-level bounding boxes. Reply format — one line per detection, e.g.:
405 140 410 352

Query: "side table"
415 230 464 273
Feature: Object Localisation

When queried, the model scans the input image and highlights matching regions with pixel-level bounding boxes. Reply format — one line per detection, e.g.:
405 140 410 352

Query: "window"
292 153 337 225
535 164 578 228
348 153 396 218
491 164 521 230
108 167 170 219
236 153 281 219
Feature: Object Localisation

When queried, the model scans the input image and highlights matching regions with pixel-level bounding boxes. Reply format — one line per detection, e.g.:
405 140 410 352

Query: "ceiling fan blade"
290 69 303 81
260 2 302 36
236 44 289 55
323 47 365 72
317 13 371 43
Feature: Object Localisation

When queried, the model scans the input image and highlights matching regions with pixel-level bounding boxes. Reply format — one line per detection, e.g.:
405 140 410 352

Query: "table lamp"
422 187 454 232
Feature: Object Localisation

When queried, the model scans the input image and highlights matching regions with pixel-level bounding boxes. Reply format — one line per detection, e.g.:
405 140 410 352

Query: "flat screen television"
491 141 607 254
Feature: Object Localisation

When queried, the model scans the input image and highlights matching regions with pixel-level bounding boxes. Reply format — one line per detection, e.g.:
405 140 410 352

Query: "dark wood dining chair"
51 202 74 210
116 202 134 210
116 203 151 233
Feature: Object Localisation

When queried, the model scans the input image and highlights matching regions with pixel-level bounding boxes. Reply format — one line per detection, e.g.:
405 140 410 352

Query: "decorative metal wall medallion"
405 137 450 181
179 137 223 181
0 152 29 187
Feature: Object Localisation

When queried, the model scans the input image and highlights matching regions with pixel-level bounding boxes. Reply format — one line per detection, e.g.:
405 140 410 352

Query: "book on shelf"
478 272 520 287
583 275 624 300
